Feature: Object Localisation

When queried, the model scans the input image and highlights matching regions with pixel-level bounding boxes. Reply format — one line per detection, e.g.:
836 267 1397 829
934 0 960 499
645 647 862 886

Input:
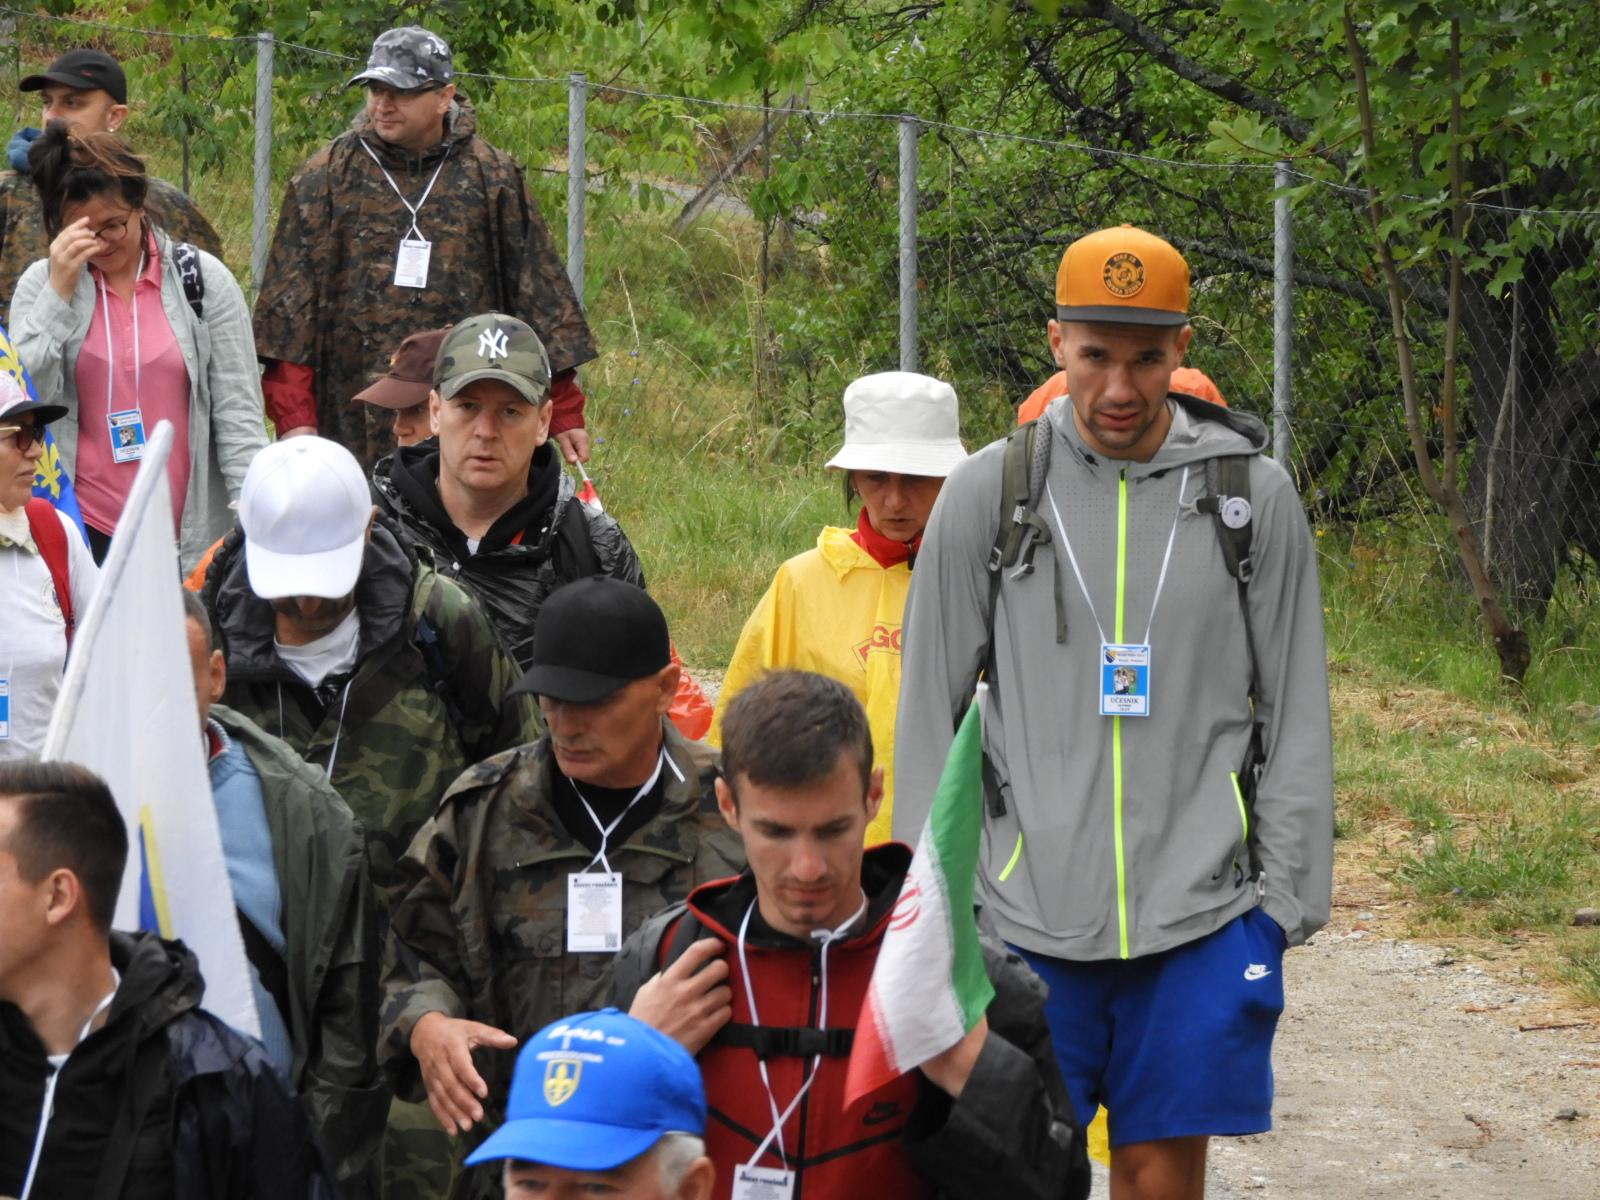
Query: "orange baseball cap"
1055 225 1190 327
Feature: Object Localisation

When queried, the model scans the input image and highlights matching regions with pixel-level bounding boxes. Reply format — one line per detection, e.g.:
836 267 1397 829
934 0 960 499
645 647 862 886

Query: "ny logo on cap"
477 327 510 361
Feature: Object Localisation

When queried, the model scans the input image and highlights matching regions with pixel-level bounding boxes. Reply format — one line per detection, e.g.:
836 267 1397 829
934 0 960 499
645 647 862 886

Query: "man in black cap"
379 577 743 1200
1 48 221 312
254 25 597 470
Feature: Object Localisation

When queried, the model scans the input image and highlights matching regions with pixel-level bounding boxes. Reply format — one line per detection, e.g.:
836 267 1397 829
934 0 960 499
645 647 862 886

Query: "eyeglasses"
0 423 42 454
88 215 133 243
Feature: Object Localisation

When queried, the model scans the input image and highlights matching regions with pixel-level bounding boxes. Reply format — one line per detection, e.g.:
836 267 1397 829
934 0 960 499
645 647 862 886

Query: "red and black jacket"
612 844 1089 1200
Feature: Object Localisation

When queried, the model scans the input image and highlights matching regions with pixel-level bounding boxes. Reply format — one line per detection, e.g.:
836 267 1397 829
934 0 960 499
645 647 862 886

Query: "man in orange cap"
896 226 1333 1200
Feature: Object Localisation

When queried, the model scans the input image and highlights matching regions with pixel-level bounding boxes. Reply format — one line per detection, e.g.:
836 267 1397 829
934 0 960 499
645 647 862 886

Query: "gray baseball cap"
434 314 552 405
348 26 453 90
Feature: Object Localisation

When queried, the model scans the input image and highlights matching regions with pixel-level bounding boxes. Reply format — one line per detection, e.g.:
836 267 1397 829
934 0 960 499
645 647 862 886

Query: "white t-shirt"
274 607 361 687
0 506 100 761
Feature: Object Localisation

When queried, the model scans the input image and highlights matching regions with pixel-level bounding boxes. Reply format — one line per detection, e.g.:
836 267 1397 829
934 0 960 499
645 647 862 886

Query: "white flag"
43 421 260 1038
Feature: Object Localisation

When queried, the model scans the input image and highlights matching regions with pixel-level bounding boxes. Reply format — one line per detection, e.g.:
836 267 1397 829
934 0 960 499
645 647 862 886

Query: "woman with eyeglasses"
7 121 266 570
0 362 98 760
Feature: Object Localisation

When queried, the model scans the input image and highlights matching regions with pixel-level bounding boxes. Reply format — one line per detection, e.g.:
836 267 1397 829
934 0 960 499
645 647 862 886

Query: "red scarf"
849 507 919 568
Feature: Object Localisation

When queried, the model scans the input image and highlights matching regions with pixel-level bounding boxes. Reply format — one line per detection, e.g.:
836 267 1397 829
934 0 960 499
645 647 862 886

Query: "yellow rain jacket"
711 526 910 844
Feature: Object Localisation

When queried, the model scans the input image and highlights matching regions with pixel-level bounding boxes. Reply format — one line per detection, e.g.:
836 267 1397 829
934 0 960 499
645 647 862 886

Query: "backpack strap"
554 491 602 578
712 1023 855 1058
611 900 695 1008
171 242 205 319
1197 454 1265 879
413 574 498 739
25 498 74 650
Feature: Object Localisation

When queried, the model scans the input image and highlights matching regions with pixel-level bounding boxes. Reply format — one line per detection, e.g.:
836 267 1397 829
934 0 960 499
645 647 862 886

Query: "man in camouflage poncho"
254 26 597 469
380 578 745 1200
1 47 221 313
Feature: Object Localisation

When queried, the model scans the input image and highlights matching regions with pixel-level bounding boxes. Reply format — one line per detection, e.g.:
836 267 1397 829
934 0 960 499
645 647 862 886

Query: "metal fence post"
567 72 587 304
251 31 274 299
1272 160 1293 464
898 115 919 373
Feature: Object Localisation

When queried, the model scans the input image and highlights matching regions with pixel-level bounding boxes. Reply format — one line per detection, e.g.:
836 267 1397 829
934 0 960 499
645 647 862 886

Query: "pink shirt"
73 238 192 534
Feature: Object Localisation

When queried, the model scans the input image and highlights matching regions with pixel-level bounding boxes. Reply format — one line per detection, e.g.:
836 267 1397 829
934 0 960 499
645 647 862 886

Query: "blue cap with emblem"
464 1008 706 1171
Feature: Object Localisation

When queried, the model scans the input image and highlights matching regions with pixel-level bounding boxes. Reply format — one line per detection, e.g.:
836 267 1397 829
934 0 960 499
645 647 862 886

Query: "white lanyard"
734 891 868 1168
358 138 452 241
95 247 147 420
1044 465 1189 646
20 977 118 1200
569 748 683 874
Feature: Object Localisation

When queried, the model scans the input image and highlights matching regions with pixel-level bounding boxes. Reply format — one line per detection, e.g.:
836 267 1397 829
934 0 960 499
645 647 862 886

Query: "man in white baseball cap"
710 370 966 842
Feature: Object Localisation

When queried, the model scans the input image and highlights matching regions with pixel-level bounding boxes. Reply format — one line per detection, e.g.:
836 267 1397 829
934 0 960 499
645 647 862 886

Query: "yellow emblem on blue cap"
544 1056 583 1107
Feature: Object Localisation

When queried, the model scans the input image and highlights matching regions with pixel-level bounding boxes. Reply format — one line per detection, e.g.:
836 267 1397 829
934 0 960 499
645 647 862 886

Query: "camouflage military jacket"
378 723 745 1129
253 97 597 465
0 168 221 316
201 517 541 909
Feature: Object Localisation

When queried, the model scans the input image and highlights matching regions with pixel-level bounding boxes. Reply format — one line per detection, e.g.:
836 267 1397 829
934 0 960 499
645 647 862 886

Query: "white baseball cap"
824 371 967 477
238 438 373 600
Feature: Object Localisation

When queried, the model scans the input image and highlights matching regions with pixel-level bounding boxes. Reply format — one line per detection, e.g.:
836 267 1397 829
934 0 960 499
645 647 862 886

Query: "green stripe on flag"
933 697 997 1028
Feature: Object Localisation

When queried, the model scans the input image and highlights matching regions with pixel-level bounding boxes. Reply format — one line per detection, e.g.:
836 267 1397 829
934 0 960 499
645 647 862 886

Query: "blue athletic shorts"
1014 905 1287 1147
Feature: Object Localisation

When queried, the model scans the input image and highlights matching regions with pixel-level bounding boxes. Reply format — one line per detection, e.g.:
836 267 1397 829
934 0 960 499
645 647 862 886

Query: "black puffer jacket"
372 440 645 669
0 932 340 1200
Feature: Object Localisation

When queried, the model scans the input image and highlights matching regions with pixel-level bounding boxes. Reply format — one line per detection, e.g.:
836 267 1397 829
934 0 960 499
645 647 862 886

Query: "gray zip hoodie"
894 395 1333 962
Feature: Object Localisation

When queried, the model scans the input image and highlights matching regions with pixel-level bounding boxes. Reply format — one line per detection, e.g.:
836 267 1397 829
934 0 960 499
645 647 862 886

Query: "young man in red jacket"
613 670 1087 1200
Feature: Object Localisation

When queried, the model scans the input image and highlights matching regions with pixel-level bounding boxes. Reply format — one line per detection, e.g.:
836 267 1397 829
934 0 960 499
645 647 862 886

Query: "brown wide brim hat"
353 374 432 411
354 326 451 410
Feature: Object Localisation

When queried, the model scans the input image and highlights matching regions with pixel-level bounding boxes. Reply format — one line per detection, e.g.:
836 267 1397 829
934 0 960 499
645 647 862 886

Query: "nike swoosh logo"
1243 964 1271 981
862 1103 902 1127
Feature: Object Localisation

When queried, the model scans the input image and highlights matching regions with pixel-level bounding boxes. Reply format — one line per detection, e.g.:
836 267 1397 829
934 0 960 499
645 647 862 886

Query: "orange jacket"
1016 366 1226 425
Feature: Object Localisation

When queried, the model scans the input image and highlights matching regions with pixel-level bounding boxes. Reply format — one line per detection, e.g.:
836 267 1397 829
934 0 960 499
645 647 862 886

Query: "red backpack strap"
25 498 75 649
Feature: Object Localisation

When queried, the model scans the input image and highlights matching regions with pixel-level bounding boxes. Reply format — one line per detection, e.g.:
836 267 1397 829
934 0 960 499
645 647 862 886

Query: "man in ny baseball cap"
465 1009 713 1198
370 314 644 672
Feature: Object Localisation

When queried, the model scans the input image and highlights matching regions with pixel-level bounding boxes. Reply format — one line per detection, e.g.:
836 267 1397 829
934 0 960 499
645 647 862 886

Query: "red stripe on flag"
843 992 898 1110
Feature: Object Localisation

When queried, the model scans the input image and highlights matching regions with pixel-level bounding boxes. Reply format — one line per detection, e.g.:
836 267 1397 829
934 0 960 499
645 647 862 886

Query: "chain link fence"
5 8 1599 634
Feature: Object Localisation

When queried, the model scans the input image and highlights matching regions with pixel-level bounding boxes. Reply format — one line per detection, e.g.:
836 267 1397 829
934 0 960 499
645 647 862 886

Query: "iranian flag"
845 686 995 1107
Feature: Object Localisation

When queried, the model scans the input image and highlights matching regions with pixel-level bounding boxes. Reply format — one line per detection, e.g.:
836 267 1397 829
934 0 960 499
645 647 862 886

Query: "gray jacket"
9 230 267 571
894 397 1333 961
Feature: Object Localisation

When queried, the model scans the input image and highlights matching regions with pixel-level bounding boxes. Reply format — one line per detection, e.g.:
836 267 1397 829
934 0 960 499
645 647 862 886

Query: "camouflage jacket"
253 97 597 466
378 724 744 1142
212 704 385 1200
0 165 221 316
372 440 645 670
200 516 541 909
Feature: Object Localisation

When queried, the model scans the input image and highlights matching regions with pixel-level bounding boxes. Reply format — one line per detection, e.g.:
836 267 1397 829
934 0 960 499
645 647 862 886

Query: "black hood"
204 515 420 681
375 438 562 559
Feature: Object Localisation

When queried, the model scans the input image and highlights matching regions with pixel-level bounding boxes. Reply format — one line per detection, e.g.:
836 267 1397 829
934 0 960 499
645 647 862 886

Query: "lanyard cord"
1045 465 1190 646
20 976 118 1200
322 676 356 780
358 138 452 241
568 747 683 874
735 890 868 1168
96 247 147 429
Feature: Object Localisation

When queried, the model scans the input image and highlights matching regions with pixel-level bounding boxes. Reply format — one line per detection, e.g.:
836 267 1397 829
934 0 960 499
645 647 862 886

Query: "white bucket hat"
824 371 967 477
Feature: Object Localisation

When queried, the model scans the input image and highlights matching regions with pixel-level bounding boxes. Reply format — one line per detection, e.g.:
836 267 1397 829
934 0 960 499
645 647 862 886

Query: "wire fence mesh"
3 8 1599 633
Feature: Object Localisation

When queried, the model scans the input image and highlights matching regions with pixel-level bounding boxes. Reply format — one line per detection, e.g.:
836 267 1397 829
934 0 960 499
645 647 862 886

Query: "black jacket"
0 931 340 1200
372 440 645 669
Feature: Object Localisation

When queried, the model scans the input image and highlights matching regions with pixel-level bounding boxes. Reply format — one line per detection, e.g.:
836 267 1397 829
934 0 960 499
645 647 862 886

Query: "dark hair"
28 119 149 239
180 588 216 654
718 671 873 800
0 761 127 931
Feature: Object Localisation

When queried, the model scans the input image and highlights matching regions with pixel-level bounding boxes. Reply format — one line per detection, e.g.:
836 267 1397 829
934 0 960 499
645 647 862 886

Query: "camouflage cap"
348 26 454 91
434 314 552 405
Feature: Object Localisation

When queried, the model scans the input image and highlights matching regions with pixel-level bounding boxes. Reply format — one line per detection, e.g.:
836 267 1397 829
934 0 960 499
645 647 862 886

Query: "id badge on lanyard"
731 1165 795 1200
566 872 623 953
1100 643 1152 716
108 409 147 463
394 237 432 289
